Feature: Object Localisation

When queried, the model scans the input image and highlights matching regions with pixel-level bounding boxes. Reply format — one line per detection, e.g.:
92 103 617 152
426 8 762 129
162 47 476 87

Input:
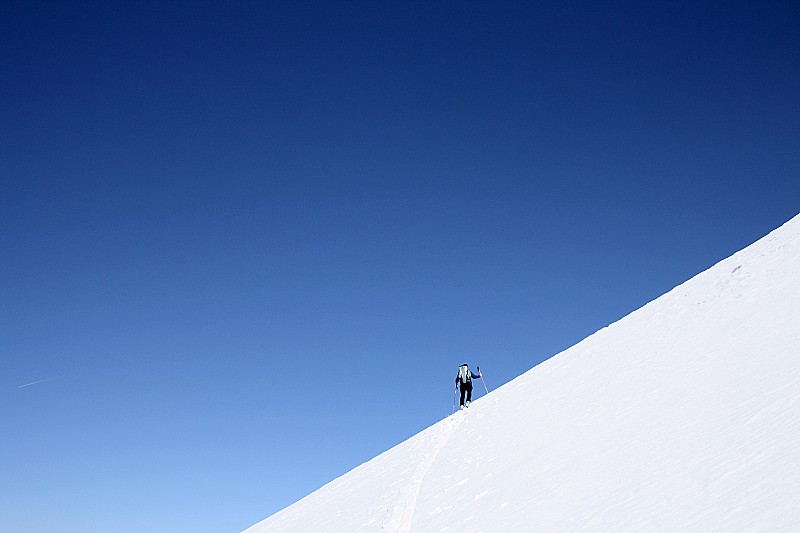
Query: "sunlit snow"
245 214 800 532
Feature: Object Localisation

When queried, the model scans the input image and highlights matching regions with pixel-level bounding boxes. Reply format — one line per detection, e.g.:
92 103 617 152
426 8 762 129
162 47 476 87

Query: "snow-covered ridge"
245 214 800 532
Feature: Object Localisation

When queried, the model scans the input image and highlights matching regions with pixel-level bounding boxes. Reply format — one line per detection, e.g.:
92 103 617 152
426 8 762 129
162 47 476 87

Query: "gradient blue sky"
2 1 798 532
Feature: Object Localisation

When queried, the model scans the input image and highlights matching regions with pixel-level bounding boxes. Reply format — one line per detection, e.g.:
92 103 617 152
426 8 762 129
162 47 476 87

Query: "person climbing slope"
455 363 482 409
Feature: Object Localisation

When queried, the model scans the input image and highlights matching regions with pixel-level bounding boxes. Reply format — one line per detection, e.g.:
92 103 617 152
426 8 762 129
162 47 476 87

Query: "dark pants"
459 381 473 406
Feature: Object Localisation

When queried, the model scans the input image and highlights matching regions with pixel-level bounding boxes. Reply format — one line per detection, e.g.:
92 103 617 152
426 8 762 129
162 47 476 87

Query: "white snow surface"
245 215 800 532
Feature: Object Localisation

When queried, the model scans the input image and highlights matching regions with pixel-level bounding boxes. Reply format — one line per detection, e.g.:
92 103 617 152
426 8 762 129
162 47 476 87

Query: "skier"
455 363 482 409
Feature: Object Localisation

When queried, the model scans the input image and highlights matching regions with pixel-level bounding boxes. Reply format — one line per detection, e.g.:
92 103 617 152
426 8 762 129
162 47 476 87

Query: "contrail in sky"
18 379 51 388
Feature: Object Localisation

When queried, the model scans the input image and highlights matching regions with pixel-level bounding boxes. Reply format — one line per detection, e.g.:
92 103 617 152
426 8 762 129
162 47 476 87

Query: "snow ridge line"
382 412 465 532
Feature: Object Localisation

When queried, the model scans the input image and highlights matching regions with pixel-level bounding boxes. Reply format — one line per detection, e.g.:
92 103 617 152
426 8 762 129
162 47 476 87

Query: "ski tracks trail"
381 411 465 532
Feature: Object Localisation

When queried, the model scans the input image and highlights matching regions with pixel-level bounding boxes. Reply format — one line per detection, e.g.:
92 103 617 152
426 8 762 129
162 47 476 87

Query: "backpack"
458 364 471 384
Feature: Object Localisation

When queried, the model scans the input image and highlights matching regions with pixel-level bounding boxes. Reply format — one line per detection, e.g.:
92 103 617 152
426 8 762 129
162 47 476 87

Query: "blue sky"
1 1 798 532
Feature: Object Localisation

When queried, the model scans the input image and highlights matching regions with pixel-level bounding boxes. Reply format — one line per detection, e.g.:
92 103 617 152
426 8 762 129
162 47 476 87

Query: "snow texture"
244 214 800 532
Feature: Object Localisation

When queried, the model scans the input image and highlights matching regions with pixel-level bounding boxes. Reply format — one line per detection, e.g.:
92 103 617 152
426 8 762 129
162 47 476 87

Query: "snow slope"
245 215 800 532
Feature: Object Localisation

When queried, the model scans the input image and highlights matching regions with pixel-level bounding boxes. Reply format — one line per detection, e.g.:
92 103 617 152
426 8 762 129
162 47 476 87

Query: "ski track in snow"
381 411 464 532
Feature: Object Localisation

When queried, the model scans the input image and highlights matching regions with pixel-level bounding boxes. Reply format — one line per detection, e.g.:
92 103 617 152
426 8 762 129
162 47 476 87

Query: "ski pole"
477 366 489 394
452 385 458 414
